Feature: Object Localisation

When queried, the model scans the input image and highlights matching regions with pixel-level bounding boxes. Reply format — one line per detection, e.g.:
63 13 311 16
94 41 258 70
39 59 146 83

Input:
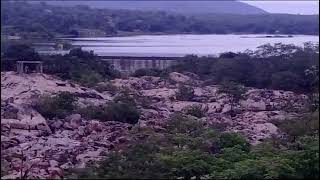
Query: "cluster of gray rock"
1 71 309 179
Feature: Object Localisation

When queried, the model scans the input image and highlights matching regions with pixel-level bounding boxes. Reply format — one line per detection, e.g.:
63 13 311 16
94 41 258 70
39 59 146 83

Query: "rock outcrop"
1 71 309 179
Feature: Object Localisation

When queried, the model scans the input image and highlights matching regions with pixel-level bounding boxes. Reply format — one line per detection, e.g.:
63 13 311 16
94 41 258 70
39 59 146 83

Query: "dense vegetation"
29 1 267 15
2 42 319 95
1 45 120 87
67 112 319 179
167 42 319 94
1 1 318 39
33 92 78 119
33 91 140 124
42 48 120 86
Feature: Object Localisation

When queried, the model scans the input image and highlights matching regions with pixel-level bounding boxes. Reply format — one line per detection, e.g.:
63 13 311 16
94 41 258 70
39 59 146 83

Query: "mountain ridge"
31 0 268 15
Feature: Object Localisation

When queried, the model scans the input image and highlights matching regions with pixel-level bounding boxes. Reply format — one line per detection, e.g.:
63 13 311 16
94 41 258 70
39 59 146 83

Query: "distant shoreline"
57 32 318 39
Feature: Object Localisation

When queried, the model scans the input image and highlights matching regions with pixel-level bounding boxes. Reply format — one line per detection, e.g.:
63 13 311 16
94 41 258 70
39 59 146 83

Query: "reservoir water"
36 34 318 74
46 34 319 57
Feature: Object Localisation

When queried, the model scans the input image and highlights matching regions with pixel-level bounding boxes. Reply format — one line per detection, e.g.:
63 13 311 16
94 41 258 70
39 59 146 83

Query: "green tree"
218 81 247 115
4 44 40 61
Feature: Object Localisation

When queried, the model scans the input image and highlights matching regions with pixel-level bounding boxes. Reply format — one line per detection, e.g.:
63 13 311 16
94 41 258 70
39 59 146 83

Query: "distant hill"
32 0 268 15
2 1 318 38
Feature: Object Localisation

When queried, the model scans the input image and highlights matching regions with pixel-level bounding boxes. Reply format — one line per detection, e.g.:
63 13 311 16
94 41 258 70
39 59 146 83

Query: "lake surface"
49 34 319 57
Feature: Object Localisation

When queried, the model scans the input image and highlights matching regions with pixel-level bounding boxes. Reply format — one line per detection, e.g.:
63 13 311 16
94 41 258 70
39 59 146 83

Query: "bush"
3 44 40 61
218 81 247 104
113 90 136 106
133 68 164 77
219 133 250 152
43 48 120 86
271 71 302 91
70 70 104 87
77 105 107 120
78 102 140 124
33 92 77 119
94 82 119 95
185 105 206 118
274 112 319 140
175 85 195 101
105 102 140 124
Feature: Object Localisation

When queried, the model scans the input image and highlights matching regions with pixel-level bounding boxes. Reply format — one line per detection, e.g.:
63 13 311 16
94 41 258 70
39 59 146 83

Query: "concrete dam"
101 56 183 74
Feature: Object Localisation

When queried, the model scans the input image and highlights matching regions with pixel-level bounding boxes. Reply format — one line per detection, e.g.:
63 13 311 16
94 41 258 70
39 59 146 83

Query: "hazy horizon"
242 1 319 15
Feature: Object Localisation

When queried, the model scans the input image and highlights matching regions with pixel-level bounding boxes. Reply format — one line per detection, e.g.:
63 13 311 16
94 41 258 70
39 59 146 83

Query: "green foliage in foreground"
66 113 319 179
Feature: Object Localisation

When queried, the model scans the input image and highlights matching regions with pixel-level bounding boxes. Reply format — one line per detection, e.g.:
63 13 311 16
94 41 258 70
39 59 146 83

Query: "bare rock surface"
1 71 111 105
1 71 309 179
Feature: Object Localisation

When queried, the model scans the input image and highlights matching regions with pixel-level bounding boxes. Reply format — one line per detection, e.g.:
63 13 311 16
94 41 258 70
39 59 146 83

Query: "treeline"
1 44 120 87
164 42 319 94
1 42 319 95
1 1 318 39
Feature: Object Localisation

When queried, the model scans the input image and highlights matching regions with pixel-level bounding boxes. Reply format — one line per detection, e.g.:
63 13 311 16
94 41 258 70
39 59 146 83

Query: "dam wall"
102 57 182 74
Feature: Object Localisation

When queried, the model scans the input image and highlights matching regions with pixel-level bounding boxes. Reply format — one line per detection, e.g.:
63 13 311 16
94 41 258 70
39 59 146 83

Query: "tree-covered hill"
1 1 318 39
29 0 268 15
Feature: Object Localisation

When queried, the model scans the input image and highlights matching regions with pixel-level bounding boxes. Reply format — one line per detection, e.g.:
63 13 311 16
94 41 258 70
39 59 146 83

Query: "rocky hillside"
1 71 309 179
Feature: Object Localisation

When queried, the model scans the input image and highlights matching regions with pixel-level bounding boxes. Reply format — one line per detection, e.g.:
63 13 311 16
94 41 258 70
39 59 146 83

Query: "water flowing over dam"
101 56 182 74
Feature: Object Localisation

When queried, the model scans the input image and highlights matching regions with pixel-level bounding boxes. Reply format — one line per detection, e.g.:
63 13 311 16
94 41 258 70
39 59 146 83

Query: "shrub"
185 105 206 118
78 102 140 124
175 85 195 101
271 71 302 91
43 48 120 86
70 70 104 87
275 111 319 140
218 81 247 103
218 133 250 152
33 92 77 119
105 102 140 124
77 105 107 120
94 82 119 95
113 90 136 106
133 68 163 77
3 44 40 61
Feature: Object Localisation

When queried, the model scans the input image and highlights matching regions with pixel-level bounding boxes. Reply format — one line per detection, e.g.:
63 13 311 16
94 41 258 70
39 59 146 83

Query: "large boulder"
206 102 223 113
1 72 110 106
1 106 51 134
166 101 203 112
65 114 82 129
221 104 232 113
169 72 191 83
141 88 176 101
2 104 19 119
240 99 266 111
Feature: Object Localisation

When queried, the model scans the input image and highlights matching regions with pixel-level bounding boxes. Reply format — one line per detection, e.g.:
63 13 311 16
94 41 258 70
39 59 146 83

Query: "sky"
242 1 319 15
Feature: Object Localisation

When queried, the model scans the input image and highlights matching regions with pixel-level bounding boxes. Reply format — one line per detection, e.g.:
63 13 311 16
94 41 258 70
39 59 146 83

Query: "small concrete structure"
16 61 43 74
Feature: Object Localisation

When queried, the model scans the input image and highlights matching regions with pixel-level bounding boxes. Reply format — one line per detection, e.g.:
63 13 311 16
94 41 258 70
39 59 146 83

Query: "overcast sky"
242 1 319 15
